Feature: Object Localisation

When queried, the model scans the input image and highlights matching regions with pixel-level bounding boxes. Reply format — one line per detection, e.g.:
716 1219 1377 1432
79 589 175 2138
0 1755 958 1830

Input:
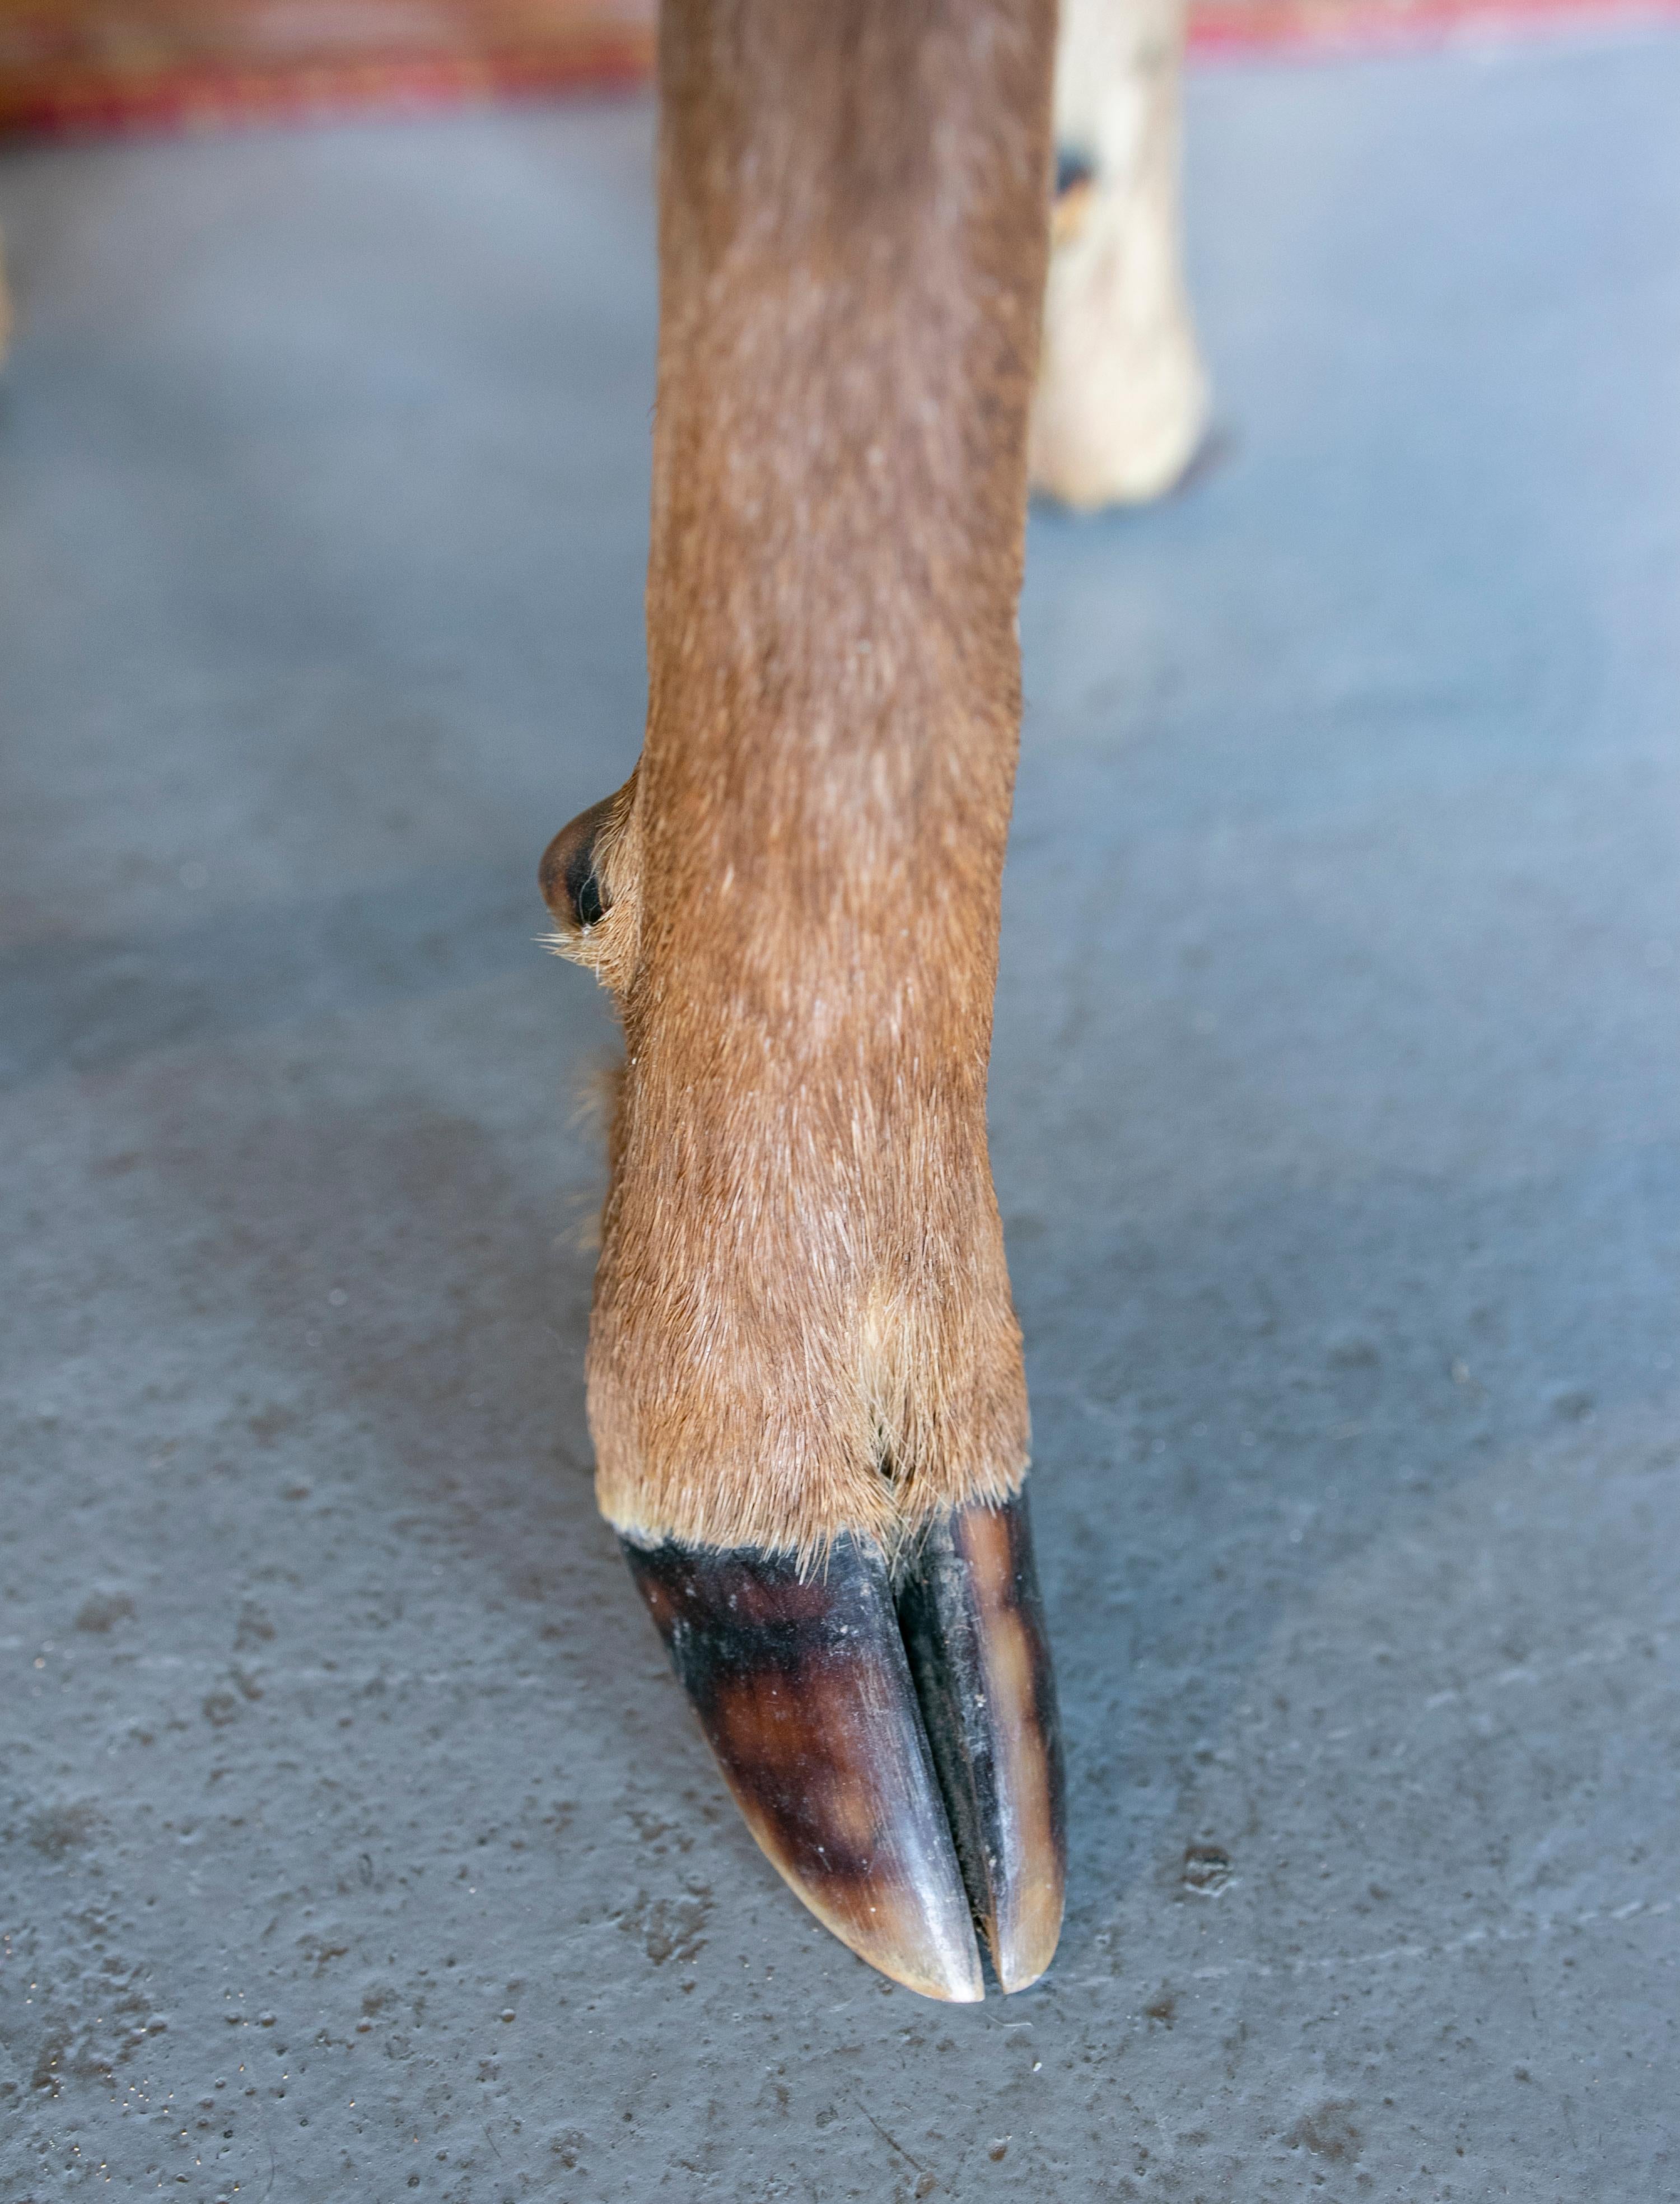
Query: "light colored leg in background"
1029 0 1209 508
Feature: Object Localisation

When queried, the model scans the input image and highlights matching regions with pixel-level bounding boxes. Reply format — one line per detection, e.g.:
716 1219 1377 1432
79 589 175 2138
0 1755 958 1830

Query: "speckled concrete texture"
2 32 1678 2202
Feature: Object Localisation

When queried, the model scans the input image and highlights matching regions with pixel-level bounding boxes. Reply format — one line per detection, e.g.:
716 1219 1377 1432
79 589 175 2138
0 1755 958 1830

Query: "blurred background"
0 0 654 135
0 0 1632 136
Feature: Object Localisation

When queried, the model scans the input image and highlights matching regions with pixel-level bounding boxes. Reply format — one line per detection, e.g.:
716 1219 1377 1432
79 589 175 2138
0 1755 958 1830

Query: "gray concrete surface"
2 30 1678 2202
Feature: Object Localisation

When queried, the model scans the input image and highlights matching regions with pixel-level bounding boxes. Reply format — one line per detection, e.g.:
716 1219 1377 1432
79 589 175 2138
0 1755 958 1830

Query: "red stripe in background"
1189 0 1680 52
0 44 654 140
0 0 1676 140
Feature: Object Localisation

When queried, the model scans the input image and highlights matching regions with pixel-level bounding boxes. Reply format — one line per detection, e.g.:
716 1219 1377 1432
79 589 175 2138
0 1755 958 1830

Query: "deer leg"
542 0 1065 2000
1029 0 1210 507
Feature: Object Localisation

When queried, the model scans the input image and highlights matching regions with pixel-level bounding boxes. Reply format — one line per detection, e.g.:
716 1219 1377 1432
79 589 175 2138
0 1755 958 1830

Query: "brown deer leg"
1030 0 1210 506
543 0 1064 1998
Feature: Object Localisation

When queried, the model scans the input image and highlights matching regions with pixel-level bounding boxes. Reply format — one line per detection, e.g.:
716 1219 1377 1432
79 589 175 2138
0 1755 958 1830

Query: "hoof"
897 1492 1065 1991
623 1488 1064 2000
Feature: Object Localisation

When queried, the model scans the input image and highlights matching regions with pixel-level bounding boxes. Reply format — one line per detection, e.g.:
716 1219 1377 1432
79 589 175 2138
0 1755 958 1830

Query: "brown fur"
545 0 1058 1563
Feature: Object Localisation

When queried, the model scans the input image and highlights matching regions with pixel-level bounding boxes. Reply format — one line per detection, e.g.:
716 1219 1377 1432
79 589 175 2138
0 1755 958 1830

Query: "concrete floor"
2 29 1678 2203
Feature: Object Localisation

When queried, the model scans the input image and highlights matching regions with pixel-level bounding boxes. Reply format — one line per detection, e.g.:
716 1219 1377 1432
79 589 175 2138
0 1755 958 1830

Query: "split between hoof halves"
623 1487 1065 2001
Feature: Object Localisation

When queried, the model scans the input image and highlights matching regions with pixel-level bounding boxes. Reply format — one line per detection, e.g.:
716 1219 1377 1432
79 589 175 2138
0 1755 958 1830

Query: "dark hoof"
623 1489 1063 2000
897 1490 1066 1991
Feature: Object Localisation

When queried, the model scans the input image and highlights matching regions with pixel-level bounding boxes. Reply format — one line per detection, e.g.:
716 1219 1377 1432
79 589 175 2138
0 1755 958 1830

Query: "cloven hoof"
622 1488 1065 2001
